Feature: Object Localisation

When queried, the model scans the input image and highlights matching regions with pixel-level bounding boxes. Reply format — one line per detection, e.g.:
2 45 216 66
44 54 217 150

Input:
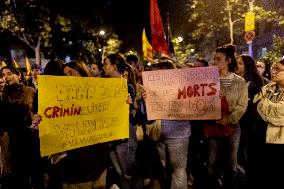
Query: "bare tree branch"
18 34 35 49
36 36 41 49
233 18 242 24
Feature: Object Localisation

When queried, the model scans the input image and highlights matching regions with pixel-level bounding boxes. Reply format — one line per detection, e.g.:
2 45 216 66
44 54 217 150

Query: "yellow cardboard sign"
38 75 129 157
245 12 255 32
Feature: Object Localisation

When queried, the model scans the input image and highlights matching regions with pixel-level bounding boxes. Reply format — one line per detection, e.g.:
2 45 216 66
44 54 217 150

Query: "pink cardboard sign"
142 66 221 120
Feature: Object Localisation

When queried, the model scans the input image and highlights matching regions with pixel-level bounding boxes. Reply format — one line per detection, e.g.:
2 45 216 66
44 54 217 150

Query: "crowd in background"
0 43 284 189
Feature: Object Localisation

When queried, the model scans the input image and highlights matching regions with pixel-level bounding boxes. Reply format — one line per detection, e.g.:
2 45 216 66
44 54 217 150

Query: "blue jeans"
207 126 241 189
156 137 189 189
110 125 143 189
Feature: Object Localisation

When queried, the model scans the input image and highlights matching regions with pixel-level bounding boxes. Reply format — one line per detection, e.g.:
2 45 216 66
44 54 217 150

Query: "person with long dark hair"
205 45 248 189
0 66 36 189
235 55 264 187
103 53 143 189
31 60 110 189
59 61 110 189
142 56 192 189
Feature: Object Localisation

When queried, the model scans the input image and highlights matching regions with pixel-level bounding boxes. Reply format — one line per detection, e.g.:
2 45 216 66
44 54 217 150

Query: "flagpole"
166 12 175 59
167 12 170 49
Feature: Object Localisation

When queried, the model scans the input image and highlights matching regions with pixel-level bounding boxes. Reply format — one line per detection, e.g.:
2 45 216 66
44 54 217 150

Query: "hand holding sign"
29 114 42 130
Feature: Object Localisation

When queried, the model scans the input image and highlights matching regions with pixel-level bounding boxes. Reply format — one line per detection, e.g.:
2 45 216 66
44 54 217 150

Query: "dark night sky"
108 0 190 54
109 0 149 53
44 0 190 56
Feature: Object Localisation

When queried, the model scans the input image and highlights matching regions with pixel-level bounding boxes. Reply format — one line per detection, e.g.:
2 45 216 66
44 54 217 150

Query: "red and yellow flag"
25 56 31 76
142 28 153 61
13 59 19 68
1 60 7 67
150 0 169 56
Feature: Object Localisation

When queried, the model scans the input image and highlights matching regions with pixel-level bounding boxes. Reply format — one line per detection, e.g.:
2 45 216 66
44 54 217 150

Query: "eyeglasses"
270 67 284 73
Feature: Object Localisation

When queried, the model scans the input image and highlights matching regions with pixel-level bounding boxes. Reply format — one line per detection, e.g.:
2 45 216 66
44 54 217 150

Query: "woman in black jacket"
0 66 36 189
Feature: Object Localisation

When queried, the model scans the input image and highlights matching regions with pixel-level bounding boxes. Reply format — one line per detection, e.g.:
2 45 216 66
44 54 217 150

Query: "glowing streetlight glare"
177 36 184 43
65 56 71 63
99 48 102 52
99 30 105 36
147 62 151 66
191 48 195 53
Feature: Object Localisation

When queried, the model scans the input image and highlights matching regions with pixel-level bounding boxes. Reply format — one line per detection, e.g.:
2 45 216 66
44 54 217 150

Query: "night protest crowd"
0 43 284 189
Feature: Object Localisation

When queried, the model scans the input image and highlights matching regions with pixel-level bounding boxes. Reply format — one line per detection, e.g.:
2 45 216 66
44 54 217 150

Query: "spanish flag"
142 28 153 61
13 59 19 68
1 60 7 67
25 56 31 76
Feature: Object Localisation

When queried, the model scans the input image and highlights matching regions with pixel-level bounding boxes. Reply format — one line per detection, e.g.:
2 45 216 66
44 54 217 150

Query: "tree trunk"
226 0 234 44
35 46 41 65
35 37 41 65
229 17 234 44
19 35 42 65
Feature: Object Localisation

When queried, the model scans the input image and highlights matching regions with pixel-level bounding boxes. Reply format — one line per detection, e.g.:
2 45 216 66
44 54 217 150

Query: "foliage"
82 34 122 63
104 34 122 55
172 38 196 65
0 0 122 63
0 0 75 64
0 0 63 49
261 35 284 65
188 0 284 46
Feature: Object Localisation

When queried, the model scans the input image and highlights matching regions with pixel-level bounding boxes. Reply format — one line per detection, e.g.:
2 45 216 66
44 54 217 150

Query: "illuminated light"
68 41 73 45
177 36 184 43
99 49 102 52
191 48 195 53
147 62 151 66
129 50 133 54
63 37 66 42
65 56 71 63
99 30 105 36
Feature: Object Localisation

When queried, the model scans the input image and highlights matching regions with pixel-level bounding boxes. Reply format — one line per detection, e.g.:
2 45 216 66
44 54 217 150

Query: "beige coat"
253 82 284 144
221 74 248 125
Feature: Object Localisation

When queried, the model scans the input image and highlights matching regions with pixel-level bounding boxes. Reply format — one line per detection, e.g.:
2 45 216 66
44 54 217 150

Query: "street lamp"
189 48 195 63
99 30 105 36
99 30 106 62
65 55 71 63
